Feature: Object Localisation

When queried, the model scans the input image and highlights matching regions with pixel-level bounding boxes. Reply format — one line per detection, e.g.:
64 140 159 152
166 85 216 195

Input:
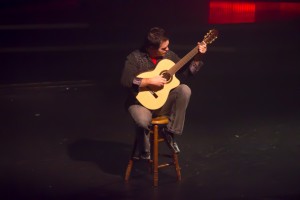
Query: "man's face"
157 40 169 57
148 40 169 58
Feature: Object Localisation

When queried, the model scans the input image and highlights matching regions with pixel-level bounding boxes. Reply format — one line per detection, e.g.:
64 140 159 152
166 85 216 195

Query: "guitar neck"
168 46 199 76
167 28 218 76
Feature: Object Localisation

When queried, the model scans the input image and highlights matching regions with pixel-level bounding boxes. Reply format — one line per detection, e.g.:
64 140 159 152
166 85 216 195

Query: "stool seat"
124 116 181 187
151 116 169 125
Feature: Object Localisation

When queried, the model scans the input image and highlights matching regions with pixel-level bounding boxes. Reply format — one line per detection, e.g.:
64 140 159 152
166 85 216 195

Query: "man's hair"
143 27 169 50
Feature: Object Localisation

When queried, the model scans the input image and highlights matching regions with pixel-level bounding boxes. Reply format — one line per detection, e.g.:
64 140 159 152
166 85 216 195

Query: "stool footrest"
158 162 174 168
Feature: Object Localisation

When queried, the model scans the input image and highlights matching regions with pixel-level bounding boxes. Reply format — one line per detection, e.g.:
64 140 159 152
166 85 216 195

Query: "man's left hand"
198 42 207 54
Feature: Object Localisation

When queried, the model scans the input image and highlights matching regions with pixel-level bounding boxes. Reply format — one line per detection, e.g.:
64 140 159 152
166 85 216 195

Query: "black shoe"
163 131 180 154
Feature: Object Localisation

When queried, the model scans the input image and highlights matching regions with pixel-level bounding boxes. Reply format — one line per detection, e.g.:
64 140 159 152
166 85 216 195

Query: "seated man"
120 27 207 159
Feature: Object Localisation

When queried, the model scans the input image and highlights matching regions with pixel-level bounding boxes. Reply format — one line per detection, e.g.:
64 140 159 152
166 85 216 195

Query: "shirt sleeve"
120 53 139 88
133 77 142 86
189 60 204 75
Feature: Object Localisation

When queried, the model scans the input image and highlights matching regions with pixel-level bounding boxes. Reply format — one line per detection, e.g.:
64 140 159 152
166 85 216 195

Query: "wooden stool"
124 116 181 187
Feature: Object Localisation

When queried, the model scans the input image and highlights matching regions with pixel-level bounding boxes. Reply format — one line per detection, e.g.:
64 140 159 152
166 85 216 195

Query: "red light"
209 1 300 24
209 2 255 24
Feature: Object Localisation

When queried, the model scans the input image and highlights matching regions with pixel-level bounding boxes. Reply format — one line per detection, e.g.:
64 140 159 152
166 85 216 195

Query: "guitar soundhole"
160 70 172 83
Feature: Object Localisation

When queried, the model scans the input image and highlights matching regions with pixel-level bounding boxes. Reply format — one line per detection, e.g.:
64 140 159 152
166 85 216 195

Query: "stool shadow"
67 138 132 176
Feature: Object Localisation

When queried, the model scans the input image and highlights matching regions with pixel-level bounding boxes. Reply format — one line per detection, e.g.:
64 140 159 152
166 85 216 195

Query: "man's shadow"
67 138 133 176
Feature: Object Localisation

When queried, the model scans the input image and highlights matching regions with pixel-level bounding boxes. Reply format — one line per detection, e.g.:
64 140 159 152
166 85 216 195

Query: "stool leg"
125 159 133 182
153 124 159 187
124 136 138 182
173 153 182 181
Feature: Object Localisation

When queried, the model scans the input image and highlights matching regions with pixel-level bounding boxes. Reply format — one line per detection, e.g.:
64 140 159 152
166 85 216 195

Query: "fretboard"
168 46 199 76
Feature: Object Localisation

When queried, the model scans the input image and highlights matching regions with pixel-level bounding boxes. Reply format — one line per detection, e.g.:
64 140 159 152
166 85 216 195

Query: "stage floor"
0 78 299 200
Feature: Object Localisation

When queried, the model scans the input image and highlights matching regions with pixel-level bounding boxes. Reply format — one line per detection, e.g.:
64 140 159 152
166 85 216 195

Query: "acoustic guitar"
136 29 219 110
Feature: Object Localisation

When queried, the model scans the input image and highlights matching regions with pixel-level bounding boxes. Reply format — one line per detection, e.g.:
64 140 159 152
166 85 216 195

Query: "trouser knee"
177 84 191 100
135 116 151 130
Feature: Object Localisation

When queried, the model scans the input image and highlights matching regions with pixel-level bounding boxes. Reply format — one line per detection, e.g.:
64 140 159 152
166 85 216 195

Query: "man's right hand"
140 75 166 87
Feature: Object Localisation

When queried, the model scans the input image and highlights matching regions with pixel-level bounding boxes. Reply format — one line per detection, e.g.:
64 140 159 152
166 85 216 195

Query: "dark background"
0 1 300 199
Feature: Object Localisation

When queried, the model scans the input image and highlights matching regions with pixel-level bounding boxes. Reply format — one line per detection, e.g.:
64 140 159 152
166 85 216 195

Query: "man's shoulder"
165 50 180 61
166 50 177 56
127 49 147 60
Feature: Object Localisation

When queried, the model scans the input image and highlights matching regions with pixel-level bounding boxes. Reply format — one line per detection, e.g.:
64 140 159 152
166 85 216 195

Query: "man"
121 27 207 159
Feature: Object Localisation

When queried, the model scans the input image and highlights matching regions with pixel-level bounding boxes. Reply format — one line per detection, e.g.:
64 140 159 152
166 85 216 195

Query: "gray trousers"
128 84 191 153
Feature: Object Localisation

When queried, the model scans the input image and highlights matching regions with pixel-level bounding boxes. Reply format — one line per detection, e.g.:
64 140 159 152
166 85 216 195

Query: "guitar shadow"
67 138 132 176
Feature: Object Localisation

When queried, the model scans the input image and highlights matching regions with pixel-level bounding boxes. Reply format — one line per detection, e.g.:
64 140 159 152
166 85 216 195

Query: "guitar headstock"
203 29 219 44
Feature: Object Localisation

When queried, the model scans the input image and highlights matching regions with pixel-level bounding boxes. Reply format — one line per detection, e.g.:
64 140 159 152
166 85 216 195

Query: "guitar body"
136 59 180 110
